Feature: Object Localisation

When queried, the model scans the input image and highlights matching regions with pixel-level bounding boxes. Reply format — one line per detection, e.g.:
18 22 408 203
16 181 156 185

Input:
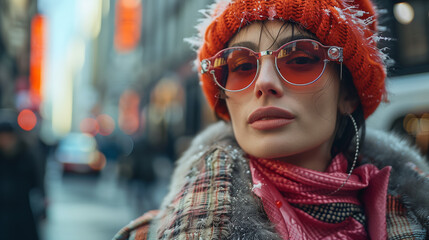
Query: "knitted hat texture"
189 0 388 120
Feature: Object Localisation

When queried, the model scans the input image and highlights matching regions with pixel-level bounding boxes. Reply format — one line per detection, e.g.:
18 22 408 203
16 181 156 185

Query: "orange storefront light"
114 0 142 52
29 14 46 105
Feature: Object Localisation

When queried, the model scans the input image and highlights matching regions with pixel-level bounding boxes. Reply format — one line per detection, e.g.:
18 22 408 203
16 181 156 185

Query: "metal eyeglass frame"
200 39 343 92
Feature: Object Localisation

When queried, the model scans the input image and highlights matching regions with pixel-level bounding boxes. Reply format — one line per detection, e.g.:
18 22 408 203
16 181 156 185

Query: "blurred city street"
40 159 136 240
0 0 428 240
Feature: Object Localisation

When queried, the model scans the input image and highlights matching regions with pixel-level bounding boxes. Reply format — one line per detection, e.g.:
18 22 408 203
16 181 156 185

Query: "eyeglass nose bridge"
255 50 278 80
260 50 273 57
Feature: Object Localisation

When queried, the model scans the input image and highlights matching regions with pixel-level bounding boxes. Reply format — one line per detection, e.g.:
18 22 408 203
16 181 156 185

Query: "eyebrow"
275 35 318 48
229 41 258 50
230 35 318 51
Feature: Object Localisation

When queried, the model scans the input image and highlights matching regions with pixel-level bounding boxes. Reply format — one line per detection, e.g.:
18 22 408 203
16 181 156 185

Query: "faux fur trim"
229 153 283 239
360 129 429 229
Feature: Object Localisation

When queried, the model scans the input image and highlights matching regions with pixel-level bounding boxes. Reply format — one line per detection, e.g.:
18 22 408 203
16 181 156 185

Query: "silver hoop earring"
328 113 359 195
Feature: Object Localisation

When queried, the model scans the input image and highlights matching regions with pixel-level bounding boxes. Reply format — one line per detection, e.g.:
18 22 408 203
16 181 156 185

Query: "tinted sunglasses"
201 39 343 92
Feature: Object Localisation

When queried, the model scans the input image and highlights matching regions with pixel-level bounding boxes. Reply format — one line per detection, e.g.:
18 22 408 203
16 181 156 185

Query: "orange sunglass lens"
276 42 325 85
212 48 257 91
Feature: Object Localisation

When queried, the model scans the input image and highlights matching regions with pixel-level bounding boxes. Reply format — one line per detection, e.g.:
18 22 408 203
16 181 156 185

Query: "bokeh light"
118 90 140 135
80 117 99 136
17 109 37 131
394 2 415 25
89 151 107 171
96 114 115 136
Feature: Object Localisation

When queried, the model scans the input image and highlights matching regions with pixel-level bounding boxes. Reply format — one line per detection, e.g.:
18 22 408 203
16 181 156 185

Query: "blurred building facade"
89 0 217 213
94 0 215 159
1 0 218 169
0 0 38 110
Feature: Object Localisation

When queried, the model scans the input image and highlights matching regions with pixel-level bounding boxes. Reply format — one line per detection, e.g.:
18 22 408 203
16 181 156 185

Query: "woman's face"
225 21 346 170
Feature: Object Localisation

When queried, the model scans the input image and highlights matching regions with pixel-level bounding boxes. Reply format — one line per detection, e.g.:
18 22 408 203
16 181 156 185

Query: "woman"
114 0 429 239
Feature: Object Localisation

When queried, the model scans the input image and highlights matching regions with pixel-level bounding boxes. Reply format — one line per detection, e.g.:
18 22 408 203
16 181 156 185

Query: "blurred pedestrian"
0 119 43 240
126 136 159 213
114 0 429 239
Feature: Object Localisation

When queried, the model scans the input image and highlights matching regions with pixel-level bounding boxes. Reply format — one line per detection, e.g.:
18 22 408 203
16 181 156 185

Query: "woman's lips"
248 107 295 130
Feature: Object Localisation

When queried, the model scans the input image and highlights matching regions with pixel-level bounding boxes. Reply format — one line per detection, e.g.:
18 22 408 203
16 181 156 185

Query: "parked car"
55 132 106 173
367 72 429 131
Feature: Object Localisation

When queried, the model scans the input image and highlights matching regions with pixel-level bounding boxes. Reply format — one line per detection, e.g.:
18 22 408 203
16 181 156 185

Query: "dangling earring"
328 113 360 195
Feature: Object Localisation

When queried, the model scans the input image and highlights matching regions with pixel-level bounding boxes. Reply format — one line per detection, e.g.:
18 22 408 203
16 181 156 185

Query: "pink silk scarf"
249 154 391 240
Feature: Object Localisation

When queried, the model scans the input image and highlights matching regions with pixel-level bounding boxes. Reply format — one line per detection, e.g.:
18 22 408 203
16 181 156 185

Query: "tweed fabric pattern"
386 195 427 239
113 195 427 240
112 210 158 240
154 148 233 239
195 0 387 119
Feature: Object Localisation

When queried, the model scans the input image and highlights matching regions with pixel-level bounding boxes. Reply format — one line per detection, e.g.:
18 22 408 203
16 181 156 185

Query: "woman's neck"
273 140 334 172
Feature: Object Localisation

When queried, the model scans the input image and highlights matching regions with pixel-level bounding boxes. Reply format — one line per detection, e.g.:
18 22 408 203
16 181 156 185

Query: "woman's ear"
338 91 359 114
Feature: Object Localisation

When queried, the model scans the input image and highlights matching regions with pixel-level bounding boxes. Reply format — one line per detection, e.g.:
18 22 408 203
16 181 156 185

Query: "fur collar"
157 121 429 236
361 129 429 228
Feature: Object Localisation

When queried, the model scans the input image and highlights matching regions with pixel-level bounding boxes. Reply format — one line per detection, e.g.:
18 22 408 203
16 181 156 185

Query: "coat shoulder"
112 210 158 240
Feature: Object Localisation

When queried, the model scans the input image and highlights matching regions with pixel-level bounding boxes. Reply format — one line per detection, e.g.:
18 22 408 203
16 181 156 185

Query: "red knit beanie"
191 0 388 120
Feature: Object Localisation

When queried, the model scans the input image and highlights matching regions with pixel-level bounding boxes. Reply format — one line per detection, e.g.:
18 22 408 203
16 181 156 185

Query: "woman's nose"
253 58 284 98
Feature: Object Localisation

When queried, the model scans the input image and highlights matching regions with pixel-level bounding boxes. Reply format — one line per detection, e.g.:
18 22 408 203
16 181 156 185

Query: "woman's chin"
245 149 295 160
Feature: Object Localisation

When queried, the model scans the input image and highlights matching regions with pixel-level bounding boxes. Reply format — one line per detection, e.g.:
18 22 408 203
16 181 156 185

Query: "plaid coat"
113 121 429 240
